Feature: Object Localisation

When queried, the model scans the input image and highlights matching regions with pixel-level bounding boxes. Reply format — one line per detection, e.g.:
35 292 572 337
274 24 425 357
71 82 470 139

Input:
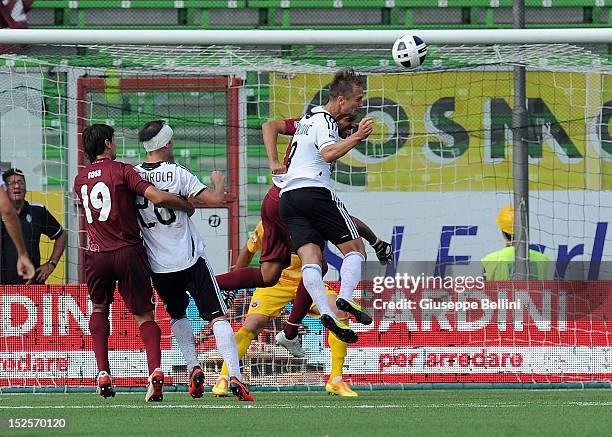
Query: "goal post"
1 28 612 44
0 29 611 389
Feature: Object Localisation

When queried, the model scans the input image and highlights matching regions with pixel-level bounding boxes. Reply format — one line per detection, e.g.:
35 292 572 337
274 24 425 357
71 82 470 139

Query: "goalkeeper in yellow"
213 219 389 397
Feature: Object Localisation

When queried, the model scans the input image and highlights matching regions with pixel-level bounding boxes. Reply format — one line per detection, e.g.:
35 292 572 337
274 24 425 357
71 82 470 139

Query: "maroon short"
84 244 154 315
260 188 292 269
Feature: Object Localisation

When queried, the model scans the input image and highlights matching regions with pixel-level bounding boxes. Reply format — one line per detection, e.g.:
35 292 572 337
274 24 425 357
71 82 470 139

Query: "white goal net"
1 34 612 389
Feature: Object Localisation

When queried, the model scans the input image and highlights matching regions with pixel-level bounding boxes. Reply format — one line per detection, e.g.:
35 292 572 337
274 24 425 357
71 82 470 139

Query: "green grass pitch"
1 390 612 436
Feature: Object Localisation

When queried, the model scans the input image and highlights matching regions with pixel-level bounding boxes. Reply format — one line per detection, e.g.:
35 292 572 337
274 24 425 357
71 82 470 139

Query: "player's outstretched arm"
351 215 393 265
320 117 373 163
144 186 195 216
0 189 35 280
262 119 291 175
190 170 225 207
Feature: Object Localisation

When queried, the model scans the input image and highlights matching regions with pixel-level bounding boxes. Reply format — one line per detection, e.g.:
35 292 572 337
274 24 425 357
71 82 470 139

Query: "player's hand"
35 262 55 283
269 160 287 175
17 254 35 282
372 239 393 265
210 170 225 188
354 117 373 141
184 200 195 217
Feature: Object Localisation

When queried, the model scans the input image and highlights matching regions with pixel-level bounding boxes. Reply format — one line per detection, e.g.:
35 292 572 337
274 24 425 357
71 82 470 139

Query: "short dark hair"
138 120 165 142
82 124 114 162
2 168 25 184
328 68 364 99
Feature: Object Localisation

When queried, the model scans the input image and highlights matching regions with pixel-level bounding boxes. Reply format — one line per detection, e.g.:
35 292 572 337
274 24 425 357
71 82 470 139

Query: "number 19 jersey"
134 161 208 273
73 158 153 253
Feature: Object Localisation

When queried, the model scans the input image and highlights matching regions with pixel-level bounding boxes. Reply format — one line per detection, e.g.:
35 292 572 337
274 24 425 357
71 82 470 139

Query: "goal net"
1 34 611 390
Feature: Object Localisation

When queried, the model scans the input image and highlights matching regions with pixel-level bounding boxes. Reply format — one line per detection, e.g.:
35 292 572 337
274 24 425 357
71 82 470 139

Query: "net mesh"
0 41 611 389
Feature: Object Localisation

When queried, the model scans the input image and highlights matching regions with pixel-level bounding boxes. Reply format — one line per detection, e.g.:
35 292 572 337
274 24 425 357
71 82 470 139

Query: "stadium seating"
29 1 610 29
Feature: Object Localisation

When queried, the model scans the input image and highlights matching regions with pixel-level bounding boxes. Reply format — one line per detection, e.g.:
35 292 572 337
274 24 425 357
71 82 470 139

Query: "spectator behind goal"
481 205 551 280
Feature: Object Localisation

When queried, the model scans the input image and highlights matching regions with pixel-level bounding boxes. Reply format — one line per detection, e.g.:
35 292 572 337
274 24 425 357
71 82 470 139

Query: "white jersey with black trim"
134 161 207 273
276 105 339 195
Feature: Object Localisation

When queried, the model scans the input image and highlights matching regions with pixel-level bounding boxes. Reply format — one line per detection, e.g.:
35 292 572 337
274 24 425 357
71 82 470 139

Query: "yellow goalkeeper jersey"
247 221 302 287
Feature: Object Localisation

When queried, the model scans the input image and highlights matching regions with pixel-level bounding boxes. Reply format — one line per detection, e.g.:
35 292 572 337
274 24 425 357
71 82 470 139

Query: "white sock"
171 318 200 374
302 264 334 318
212 319 242 380
339 252 365 301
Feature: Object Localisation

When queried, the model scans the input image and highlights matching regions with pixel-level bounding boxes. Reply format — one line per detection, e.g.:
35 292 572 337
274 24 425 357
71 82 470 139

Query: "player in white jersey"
134 120 253 401
276 68 373 343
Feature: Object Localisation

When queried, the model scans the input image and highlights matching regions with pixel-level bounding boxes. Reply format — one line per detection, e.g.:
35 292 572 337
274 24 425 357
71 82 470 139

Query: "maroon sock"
284 279 313 340
139 320 162 374
89 312 110 373
215 268 264 290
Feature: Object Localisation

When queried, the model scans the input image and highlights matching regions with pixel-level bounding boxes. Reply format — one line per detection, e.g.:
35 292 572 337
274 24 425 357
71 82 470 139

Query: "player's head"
327 68 365 118
337 115 356 138
83 124 116 162
139 120 174 160
2 168 26 204
496 205 514 242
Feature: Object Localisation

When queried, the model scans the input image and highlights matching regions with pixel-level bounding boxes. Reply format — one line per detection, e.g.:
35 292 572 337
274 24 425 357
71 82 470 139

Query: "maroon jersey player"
73 124 194 402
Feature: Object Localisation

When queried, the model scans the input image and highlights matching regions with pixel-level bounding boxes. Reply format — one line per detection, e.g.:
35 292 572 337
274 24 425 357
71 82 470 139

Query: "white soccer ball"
391 34 428 69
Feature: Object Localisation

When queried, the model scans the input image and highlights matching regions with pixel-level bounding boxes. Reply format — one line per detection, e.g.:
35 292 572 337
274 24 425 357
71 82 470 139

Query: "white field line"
2 402 612 410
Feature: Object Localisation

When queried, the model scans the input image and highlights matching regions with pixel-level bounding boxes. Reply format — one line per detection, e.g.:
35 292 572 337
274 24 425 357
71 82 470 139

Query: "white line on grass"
2 401 612 410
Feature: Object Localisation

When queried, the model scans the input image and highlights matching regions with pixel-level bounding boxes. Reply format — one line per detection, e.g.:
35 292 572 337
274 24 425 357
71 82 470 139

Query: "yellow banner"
27 191 66 284
271 71 611 191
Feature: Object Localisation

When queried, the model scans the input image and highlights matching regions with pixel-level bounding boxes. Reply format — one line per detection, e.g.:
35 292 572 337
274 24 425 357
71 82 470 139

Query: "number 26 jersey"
134 161 208 273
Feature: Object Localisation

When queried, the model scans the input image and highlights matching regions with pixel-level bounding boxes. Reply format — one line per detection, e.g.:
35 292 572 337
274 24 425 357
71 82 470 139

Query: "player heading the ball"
275 68 373 343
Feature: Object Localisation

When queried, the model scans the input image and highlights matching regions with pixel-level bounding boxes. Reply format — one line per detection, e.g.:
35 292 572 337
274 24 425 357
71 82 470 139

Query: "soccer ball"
391 34 428 69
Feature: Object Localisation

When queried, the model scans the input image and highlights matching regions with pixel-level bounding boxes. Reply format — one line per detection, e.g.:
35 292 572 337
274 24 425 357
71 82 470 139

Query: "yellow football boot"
325 379 358 397
212 376 229 397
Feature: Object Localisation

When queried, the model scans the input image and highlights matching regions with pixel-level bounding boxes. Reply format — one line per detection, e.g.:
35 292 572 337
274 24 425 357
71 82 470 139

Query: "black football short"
279 186 359 251
151 256 227 321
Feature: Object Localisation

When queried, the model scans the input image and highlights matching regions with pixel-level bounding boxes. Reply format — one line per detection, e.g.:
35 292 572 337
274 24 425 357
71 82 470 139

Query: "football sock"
339 252 365 301
139 320 162 374
301 264 334 318
89 311 110 373
220 327 255 377
215 268 264 291
171 317 200 374
284 279 313 340
212 320 243 380
328 317 349 381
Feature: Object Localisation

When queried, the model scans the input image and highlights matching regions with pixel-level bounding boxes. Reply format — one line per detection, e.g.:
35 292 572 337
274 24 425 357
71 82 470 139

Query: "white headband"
143 124 173 152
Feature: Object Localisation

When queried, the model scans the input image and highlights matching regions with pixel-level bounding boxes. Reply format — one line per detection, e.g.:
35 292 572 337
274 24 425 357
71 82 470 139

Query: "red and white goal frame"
74 75 243 281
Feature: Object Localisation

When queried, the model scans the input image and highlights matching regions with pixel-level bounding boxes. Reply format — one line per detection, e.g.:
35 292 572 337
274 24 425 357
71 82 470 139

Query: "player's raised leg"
335 237 371 325
297 242 357 344
281 215 391 340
